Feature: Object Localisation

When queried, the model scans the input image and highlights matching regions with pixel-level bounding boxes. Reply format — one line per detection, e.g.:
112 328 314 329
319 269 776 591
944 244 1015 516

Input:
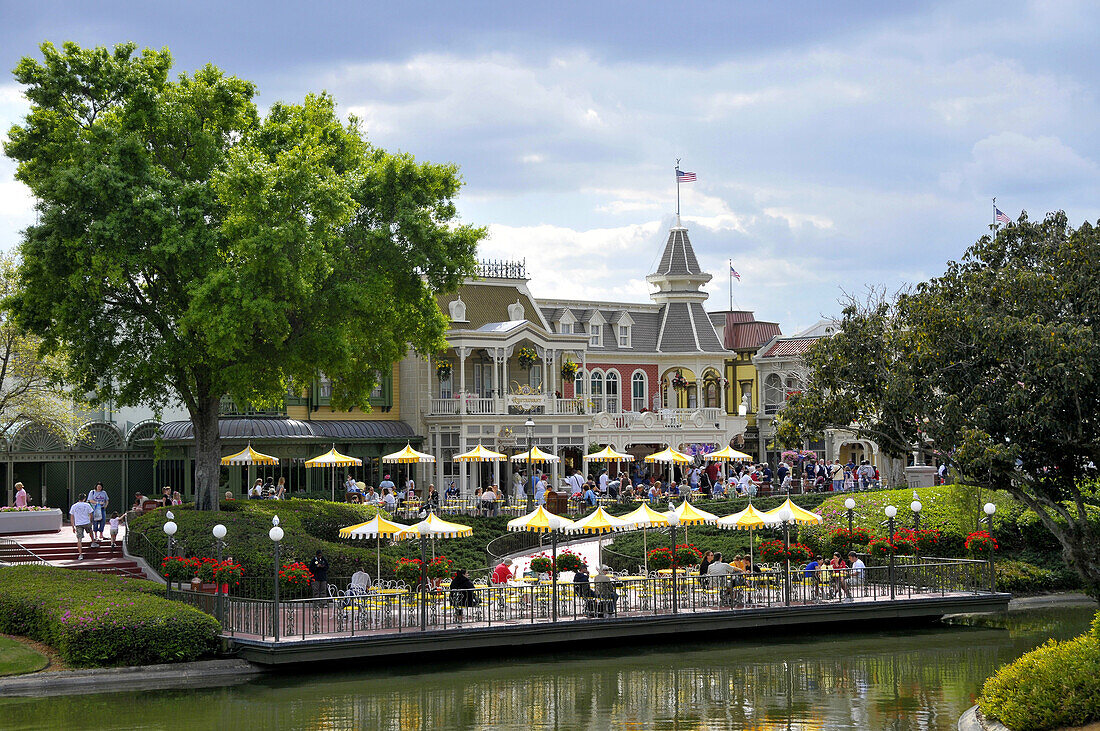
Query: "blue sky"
2 0 1098 331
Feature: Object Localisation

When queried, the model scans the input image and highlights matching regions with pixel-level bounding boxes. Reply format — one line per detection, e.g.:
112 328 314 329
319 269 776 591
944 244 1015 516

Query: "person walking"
307 550 330 598
14 481 29 508
88 482 110 545
68 493 93 561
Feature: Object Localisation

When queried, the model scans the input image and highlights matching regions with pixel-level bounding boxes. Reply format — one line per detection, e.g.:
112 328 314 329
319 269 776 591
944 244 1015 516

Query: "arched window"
590 371 604 412
704 381 718 408
631 371 647 412
605 371 620 413
575 369 586 396
764 374 784 414
319 375 333 399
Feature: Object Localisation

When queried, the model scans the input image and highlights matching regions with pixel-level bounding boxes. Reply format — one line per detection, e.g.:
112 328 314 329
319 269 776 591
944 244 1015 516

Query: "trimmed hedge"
979 612 1100 730
0 565 219 668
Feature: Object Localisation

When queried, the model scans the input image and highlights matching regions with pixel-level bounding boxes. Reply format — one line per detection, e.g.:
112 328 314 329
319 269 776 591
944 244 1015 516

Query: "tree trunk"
192 396 221 512
883 455 906 489
1005 483 1100 598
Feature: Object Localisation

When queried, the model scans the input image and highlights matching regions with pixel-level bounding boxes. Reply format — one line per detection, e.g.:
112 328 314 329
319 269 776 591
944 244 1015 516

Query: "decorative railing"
429 398 459 415
466 398 495 415
476 259 527 280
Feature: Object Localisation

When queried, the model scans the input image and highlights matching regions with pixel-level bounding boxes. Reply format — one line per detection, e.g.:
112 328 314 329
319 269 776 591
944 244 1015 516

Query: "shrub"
161 556 198 583
0 565 218 668
196 557 220 583
647 547 674 570
674 544 703 567
278 562 313 594
426 556 454 580
213 560 244 587
979 621 1100 730
868 538 897 558
913 529 943 553
892 529 918 555
758 540 813 562
994 560 1061 595
966 530 999 556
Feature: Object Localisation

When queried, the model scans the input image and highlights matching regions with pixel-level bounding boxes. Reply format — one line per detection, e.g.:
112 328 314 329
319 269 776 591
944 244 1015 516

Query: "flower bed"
0 507 62 535
0 565 218 667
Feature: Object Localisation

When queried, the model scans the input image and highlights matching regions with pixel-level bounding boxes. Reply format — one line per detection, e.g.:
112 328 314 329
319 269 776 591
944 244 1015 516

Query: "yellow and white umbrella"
716 503 770 570
509 446 560 463
508 506 574 621
221 444 280 466
404 512 474 539
566 506 628 569
338 514 413 580
618 503 672 573
306 446 363 502
584 445 633 462
664 500 718 544
453 443 506 495
382 443 436 464
707 445 754 491
645 446 693 489
762 498 823 526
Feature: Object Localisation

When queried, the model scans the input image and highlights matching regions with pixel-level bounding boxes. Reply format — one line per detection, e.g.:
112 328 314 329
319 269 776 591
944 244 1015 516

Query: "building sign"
507 384 546 412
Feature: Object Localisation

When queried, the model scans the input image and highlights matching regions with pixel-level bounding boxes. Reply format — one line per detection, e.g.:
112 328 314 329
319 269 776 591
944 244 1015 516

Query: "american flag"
676 168 696 183
730 265 741 281
995 207 1011 225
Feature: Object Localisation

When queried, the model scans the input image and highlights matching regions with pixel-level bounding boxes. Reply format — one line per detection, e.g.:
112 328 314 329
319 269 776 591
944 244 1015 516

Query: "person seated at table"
381 487 397 512
350 561 372 593
426 485 440 509
445 481 460 499
480 486 498 516
707 552 747 605
492 558 515 585
667 482 680 497
698 550 715 579
647 482 661 505
593 566 618 617
131 492 146 511
573 564 596 616
379 473 396 495
449 568 479 620
846 551 865 602
582 483 598 507
828 551 849 600
246 479 262 500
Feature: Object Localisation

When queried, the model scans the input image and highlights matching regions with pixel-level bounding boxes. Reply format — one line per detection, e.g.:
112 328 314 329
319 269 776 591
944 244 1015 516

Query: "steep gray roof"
652 228 702 276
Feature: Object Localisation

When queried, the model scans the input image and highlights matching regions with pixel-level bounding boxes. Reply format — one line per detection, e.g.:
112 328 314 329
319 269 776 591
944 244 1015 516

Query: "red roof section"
722 312 781 350
760 337 820 358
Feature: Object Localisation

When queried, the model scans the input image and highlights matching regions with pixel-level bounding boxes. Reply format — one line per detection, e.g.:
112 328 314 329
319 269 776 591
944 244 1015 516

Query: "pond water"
2 605 1093 730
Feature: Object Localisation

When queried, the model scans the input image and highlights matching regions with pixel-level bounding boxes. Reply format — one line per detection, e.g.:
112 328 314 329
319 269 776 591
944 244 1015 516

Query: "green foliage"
5 41 481 509
0 566 218 668
994 560 1066 595
980 615 1100 730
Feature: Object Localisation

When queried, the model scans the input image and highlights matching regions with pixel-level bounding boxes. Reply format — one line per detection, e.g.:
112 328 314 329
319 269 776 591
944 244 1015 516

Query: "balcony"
590 408 726 430
428 394 588 417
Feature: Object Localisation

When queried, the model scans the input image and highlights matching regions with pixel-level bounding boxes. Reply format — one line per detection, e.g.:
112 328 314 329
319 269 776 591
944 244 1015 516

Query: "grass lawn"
0 635 49 676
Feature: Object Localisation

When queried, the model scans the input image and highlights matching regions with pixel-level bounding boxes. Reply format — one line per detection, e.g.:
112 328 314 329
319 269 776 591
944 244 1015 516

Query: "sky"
1 0 1098 332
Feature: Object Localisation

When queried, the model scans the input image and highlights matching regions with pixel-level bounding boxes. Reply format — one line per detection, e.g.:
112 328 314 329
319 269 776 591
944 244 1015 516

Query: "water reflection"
1 607 1093 731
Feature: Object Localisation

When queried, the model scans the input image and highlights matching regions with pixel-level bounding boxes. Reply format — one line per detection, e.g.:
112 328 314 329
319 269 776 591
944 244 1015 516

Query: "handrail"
0 536 48 565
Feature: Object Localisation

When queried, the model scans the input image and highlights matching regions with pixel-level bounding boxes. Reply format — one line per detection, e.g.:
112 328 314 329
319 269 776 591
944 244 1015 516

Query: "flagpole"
992 197 997 234
675 158 681 219
729 259 733 312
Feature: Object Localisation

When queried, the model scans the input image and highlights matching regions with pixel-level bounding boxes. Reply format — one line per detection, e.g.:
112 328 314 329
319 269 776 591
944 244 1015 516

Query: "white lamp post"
844 497 856 534
983 502 997 592
910 500 922 530
162 515 177 597
884 505 897 600
525 417 535 512
269 516 283 643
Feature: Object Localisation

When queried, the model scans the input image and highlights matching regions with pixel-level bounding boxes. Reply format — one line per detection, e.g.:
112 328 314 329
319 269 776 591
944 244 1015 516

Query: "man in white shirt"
737 471 754 497
598 469 609 495
846 551 865 602
68 493 94 561
381 488 397 512
707 552 747 604
566 469 584 495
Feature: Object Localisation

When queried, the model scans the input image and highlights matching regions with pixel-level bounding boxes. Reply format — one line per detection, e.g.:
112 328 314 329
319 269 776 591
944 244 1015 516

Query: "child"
108 512 120 550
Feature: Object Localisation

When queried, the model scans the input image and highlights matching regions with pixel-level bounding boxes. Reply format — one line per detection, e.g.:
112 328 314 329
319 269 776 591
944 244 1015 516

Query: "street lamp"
269 515 284 643
910 500 922 530
984 502 997 592
162 512 177 598
525 417 535 512
844 497 856 534
884 505 897 600
212 524 227 623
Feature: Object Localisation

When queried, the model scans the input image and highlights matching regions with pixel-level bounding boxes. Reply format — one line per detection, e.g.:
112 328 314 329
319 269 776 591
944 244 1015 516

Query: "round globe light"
984 502 997 516
163 521 177 536
269 526 284 542
911 500 922 513
212 524 227 540
844 498 856 510
884 505 898 518
166 511 175 521
272 515 280 527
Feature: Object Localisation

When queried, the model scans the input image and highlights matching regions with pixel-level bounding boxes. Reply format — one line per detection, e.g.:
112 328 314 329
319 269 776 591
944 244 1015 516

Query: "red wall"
565 363 660 411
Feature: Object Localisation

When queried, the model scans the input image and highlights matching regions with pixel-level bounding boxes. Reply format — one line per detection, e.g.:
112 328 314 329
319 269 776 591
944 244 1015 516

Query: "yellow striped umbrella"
220 444 279 466
762 498 823 526
507 506 574 533
338 514 413 579
618 503 672 573
306 447 363 502
584 446 633 462
708 446 754 462
665 500 718 526
404 512 474 539
453 443 506 495
716 503 770 570
643 447 692 464
382 443 436 464
509 446 560 463
565 506 628 570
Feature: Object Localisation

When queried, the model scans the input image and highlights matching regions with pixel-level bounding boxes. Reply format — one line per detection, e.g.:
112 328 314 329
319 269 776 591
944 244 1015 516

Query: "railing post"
273 542 281 643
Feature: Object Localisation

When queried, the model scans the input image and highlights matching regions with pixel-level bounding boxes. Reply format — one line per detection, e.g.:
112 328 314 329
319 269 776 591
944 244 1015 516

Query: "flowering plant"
674 543 703 567
435 361 452 381
647 547 674 570
426 555 454 580
913 529 943 553
868 537 897 557
528 554 555 574
213 560 244 586
517 347 538 370
279 562 314 591
965 530 999 555
161 556 198 583
196 557 221 583
0 506 52 512
560 359 578 381
892 528 918 555
394 557 423 585
555 550 585 573
671 372 688 390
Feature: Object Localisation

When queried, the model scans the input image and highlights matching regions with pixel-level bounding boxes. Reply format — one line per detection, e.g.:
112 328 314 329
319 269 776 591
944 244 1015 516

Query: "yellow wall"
726 353 758 427
287 365 400 421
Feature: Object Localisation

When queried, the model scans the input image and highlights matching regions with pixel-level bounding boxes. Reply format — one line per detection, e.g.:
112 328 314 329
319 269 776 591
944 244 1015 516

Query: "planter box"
0 508 63 535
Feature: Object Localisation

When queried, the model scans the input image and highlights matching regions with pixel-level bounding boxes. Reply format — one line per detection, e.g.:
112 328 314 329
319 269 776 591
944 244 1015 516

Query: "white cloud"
960 132 1098 192
0 84 33 253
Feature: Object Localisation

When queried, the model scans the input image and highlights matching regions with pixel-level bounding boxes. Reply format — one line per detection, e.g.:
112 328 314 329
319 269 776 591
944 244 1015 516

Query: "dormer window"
618 324 632 348
448 297 468 323
589 322 601 347
560 322 572 334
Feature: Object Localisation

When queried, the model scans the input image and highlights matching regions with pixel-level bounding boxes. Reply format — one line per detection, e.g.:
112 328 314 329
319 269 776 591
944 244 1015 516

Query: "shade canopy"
405 512 474 539
618 503 672 529
453 443 507 462
565 507 629 535
707 445 754 462
305 447 363 468
220 444 280 466
381 443 435 464
507 506 574 533
644 447 692 464
716 503 770 530
509 446 560 463
665 500 719 526
762 498 823 526
338 514 413 540
584 445 633 462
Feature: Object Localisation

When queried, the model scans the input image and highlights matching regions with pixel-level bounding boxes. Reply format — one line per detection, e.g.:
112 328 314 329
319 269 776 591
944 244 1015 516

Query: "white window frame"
605 370 620 413
589 322 601 347
618 324 631 348
631 370 647 412
590 370 604 412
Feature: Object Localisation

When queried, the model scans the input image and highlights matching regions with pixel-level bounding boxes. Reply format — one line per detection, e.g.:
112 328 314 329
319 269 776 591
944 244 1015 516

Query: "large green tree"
784 211 1100 594
5 42 481 510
